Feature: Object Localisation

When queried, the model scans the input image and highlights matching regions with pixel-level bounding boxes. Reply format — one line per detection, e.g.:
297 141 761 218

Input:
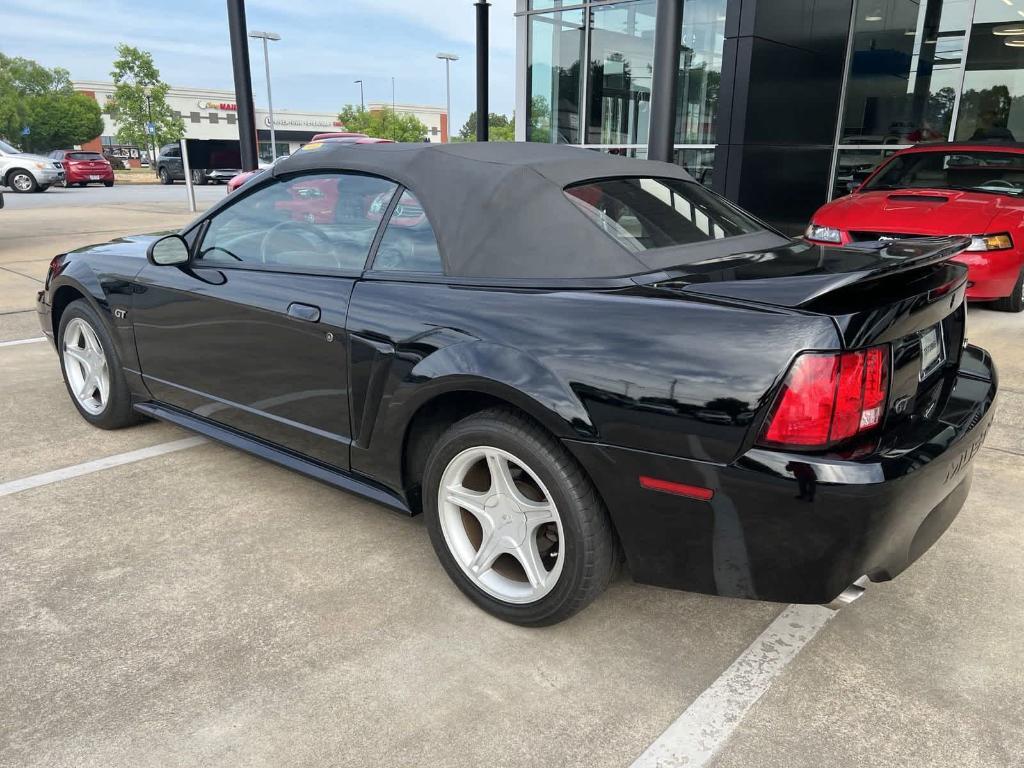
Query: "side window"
164 146 180 159
372 190 443 273
197 172 398 272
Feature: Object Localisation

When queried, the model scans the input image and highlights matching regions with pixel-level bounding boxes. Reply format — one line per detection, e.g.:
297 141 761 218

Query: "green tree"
338 105 429 142
0 53 102 152
104 44 184 152
22 92 104 153
456 111 514 142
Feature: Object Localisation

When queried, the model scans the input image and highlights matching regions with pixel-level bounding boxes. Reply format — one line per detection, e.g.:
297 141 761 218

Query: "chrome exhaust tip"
826 575 870 610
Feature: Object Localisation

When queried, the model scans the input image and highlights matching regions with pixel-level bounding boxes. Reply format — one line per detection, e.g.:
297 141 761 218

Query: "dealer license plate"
89 175 100 180
920 324 945 381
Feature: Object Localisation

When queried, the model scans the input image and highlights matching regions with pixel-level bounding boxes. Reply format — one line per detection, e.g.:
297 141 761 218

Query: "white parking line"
0 336 46 348
0 437 206 498
631 603 836 768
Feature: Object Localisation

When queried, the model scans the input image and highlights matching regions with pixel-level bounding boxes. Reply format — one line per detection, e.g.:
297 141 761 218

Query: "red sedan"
49 150 114 188
806 142 1024 312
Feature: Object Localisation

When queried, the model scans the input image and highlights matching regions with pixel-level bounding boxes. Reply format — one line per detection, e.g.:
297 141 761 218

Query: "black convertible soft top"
273 141 714 279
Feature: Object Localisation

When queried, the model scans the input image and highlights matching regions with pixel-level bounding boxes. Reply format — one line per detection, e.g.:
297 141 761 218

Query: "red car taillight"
759 345 890 449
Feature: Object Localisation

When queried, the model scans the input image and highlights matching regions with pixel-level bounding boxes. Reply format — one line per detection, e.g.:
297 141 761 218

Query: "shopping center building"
73 81 447 166
514 0 1024 231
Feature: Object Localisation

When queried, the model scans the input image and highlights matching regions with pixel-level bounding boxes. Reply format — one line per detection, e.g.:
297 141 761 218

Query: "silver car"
0 139 65 193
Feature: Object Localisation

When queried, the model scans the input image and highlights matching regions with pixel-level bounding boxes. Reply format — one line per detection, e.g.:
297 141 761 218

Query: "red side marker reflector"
639 476 714 501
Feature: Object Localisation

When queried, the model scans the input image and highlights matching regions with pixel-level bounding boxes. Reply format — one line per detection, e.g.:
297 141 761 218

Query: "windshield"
0 139 21 154
565 177 764 253
864 151 1024 196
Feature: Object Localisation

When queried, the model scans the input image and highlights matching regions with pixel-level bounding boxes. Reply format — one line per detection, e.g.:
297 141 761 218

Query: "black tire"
423 407 617 626
159 166 173 185
37 184 50 192
992 269 1024 313
103 180 114 187
8 169 38 193
57 300 142 430
192 169 208 186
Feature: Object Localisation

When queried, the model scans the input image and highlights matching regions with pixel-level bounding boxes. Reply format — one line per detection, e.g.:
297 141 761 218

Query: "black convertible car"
37 142 997 625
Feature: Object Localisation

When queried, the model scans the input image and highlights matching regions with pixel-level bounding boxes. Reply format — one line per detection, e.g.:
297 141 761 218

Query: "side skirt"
134 401 412 515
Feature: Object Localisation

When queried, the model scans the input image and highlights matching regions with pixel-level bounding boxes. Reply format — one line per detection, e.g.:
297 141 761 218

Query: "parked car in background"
48 150 114 188
807 142 1024 312
36 143 996 626
156 143 240 186
310 131 368 141
0 138 65 193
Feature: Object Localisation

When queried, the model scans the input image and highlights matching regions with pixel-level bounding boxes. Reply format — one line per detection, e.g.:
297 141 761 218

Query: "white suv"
0 139 65 193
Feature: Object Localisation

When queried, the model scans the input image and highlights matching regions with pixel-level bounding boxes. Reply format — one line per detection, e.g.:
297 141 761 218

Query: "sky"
3 0 518 132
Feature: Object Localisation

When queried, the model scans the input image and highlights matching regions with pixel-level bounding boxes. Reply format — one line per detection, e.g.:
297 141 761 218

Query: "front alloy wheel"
424 408 616 626
62 317 110 415
9 171 37 193
57 299 142 429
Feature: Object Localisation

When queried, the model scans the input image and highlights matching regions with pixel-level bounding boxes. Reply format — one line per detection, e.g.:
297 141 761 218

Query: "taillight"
760 345 890 449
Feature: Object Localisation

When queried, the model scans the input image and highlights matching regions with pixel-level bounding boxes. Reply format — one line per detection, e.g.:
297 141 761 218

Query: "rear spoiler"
662 236 970 309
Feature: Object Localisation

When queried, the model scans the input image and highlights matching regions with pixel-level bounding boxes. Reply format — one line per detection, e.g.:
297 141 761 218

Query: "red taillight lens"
760 345 890 449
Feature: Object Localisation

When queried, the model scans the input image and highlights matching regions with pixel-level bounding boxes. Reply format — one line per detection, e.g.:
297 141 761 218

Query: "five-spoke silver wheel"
438 446 564 604
62 317 109 415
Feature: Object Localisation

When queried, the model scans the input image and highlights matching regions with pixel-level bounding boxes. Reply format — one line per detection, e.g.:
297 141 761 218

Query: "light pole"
144 87 157 176
249 29 281 161
354 79 364 110
435 52 459 143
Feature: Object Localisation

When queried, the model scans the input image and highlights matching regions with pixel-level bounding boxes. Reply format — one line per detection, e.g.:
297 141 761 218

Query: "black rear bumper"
565 345 998 604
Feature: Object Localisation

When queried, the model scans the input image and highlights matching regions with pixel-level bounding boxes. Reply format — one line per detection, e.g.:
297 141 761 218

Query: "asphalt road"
1 182 227 210
1 199 1022 767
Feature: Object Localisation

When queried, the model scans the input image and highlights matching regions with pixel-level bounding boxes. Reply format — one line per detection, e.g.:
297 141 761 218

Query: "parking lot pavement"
1 183 226 210
1 204 1023 767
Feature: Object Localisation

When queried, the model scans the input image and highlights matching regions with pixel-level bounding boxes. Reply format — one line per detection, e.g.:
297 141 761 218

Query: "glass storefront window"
258 142 290 164
527 9 585 143
841 0 970 144
526 0 725 147
675 0 726 144
591 146 716 187
587 1 657 145
954 0 1024 141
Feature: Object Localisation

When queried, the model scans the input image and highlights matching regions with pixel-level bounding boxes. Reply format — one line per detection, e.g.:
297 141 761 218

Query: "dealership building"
73 80 447 166
513 0 1024 231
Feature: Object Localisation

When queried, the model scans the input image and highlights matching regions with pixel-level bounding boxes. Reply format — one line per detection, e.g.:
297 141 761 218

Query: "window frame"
363 185 447 279
190 169 403 278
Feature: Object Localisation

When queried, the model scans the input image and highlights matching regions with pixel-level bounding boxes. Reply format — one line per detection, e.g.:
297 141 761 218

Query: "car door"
132 170 400 469
164 145 183 179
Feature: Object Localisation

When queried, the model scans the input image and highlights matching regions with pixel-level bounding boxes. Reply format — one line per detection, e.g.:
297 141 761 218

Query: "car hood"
66 232 170 260
813 188 1023 236
5 151 56 165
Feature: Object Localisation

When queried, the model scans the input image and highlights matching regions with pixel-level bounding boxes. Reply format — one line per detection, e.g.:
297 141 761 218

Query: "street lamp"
436 52 459 143
143 86 157 176
249 29 281 161
354 79 364 110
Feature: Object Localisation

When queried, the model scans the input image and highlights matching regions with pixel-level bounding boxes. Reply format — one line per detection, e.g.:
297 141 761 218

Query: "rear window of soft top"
565 177 763 252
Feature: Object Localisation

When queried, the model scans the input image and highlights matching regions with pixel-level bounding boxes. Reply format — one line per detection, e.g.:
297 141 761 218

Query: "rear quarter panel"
347 280 839 492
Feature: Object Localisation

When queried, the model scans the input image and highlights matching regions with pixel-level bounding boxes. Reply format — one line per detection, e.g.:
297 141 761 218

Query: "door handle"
287 302 321 322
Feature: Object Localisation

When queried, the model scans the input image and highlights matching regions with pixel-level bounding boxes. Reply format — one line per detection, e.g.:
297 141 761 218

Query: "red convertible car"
806 142 1024 312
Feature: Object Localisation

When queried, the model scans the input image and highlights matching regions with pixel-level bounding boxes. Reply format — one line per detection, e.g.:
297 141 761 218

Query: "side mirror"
147 234 191 266
0 191 4 209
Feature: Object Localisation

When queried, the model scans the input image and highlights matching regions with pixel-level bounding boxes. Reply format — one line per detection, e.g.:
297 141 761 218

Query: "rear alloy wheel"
159 167 173 185
192 169 208 185
993 269 1024 313
8 170 38 193
58 300 141 429
424 408 616 626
